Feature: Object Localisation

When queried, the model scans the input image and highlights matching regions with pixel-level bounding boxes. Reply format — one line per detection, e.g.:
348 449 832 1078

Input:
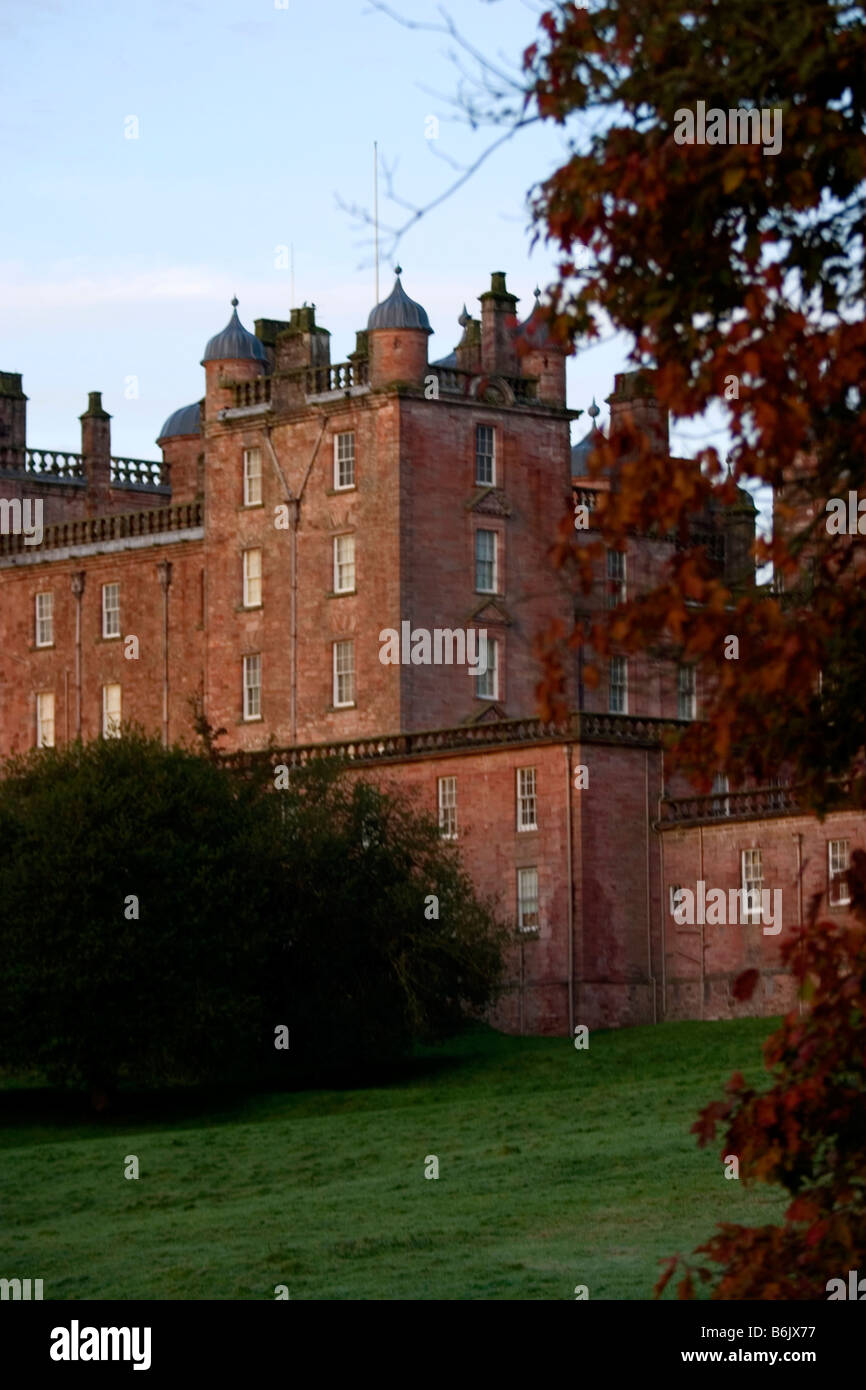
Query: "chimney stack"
479 272 519 376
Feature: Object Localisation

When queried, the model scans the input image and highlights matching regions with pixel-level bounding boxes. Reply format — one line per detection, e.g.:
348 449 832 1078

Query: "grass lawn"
0 1018 788 1300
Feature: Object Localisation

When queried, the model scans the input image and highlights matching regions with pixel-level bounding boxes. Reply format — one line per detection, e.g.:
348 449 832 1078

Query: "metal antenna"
374 140 380 305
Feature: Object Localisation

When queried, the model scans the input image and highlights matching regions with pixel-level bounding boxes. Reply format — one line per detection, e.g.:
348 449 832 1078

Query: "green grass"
0 1019 788 1300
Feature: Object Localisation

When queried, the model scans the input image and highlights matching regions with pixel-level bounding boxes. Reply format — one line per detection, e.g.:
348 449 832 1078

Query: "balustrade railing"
0 445 166 488
305 361 369 395
659 785 799 824
0 499 202 556
110 456 165 487
231 377 272 409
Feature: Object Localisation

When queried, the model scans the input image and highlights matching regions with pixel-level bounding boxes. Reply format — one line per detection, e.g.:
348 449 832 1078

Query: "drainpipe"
157 559 173 747
564 743 575 1036
264 420 327 746
70 571 85 738
699 823 705 1020
645 749 657 1022
793 830 804 1017
658 747 667 1017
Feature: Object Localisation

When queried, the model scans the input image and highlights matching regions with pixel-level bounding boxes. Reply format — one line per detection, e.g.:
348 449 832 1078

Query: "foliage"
520 0 866 811
261 760 508 1072
0 737 507 1100
656 851 866 1299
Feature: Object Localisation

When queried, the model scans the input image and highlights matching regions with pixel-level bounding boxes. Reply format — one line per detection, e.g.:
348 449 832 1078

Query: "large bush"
0 736 507 1100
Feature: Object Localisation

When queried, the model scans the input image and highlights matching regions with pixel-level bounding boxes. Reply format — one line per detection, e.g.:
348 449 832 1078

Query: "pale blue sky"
1 0 741 511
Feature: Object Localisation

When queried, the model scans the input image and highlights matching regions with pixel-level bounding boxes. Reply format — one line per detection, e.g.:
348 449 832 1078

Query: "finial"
587 397 600 421
231 296 239 309
395 264 402 277
458 303 470 328
534 286 541 302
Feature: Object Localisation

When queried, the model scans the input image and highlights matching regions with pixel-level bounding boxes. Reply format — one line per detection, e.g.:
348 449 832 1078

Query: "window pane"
102 583 120 638
103 683 121 738
243 448 262 506
243 654 261 720
243 549 262 606
476 635 497 700
518 866 539 931
334 640 355 705
35 592 54 646
609 655 627 713
438 776 458 839
334 534 355 592
475 529 496 592
335 433 355 488
475 425 495 486
517 767 537 830
37 691 55 748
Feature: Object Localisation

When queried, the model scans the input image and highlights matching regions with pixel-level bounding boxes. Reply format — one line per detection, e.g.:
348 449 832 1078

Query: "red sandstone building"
0 272 860 1033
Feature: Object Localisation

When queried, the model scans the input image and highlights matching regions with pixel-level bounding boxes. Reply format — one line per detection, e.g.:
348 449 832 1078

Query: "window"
36 691 54 748
606 548 626 607
741 848 763 924
334 432 355 490
243 447 263 506
678 664 697 720
710 772 730 816
476 635 498 701
243 548 262 607
333 640 355 707
829 839 851 907
517 767 538 831
475 529 497 593
438 776 458 839
475 424 495 486
609 655 627 713
35 592 53 647
517 867 539 932
767 776 785 811
243 654 261 721
333 534 355 593
102 683 121 738
102 582 120 639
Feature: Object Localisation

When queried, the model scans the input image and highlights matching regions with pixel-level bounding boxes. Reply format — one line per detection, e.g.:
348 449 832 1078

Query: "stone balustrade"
221 710 690 778
0 499 202 556
0 445 166 489
304 361 369 396
110 456 166 488
232 377 273 409
659 785 799 825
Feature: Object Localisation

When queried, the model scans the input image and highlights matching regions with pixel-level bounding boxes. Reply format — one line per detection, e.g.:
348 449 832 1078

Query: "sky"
1 0 742 505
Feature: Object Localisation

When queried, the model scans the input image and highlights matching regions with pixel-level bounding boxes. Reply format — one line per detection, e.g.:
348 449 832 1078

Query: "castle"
0 270 860 1033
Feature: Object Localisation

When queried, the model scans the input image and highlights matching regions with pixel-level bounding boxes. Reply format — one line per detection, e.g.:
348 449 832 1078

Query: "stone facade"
0 272 861 1035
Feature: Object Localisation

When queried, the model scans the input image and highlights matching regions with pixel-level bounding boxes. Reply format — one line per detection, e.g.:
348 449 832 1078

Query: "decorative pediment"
466 487 511 518
470 375 515 406
465 598 512 627
464 701 508 725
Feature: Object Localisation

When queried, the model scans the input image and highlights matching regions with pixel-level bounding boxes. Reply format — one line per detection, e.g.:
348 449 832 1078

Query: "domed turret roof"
516 287 561 351
571 400 603 469
367 269 432 333
201 298 269 366
157 401 201 442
